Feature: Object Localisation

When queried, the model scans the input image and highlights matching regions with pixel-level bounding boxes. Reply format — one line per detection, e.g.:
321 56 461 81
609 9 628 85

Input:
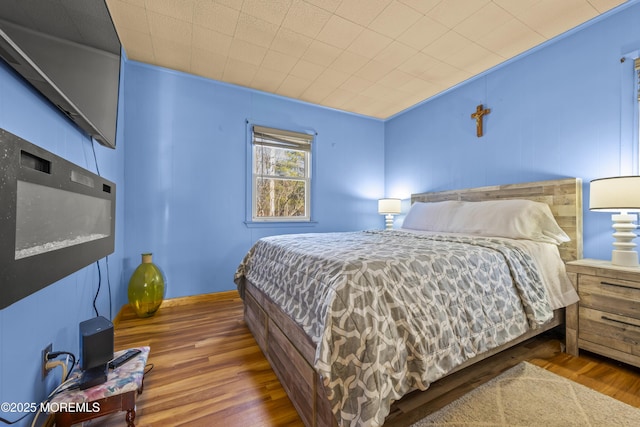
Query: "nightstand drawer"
578 275 640 320
579 306 640 356
566 259 640 367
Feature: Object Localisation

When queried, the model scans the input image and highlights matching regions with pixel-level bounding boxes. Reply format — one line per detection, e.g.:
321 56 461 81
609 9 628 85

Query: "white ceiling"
105 0 627 119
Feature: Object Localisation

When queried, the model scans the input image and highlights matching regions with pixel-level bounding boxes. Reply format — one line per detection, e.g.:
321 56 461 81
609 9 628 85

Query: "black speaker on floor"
79 316 113 390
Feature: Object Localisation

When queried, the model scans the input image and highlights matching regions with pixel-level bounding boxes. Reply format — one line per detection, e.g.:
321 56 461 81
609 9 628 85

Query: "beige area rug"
411 361 640 426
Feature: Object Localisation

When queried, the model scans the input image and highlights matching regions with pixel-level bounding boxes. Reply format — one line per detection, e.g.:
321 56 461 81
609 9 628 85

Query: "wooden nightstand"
565 259 640 367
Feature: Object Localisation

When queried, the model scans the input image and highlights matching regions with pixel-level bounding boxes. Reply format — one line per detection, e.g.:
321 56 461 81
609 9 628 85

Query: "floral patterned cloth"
50 346 150 406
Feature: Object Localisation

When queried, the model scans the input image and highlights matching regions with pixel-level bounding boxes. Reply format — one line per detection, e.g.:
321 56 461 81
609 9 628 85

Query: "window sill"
243 220 318 228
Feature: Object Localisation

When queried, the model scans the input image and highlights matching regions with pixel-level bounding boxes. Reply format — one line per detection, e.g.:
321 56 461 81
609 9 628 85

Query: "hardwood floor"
88 291 640 427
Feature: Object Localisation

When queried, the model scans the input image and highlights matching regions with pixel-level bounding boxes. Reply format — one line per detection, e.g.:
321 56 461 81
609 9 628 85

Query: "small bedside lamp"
590 176 640 267
378 198 401 230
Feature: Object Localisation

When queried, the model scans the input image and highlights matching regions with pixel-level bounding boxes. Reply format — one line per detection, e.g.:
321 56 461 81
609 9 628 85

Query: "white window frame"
635 57 640 172
250 125 313 222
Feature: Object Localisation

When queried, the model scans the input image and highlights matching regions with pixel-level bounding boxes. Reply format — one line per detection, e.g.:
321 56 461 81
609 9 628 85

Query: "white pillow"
402 200 462 232
401 199 570 245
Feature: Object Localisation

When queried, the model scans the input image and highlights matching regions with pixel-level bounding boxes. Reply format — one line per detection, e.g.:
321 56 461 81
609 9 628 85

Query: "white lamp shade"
590 176 640 267
590 176 640 212
378 198 401 215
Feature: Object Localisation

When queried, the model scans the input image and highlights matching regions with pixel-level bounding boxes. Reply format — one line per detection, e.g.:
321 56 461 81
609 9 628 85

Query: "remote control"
109 349 141 369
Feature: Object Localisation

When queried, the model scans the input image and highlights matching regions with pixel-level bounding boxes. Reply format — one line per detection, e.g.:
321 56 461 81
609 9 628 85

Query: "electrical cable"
90 137 101 177
43 361 67 386
0 413 29 425
33 352 78 427
90 138 113 320
0 355 77 425
46 351 76 381
29 375 79 427
106 255 113 319
91 137 101 318
93 260 102 317
144 363 154 376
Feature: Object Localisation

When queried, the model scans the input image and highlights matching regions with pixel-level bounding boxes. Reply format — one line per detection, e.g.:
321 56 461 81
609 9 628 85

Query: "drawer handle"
600 281 639 291
601 315 640 329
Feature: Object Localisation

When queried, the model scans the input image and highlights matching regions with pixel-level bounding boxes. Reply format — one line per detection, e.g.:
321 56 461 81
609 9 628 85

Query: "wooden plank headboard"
411 178 583 263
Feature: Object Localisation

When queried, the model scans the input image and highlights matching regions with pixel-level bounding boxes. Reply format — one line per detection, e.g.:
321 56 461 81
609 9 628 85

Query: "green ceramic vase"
128 253 165 318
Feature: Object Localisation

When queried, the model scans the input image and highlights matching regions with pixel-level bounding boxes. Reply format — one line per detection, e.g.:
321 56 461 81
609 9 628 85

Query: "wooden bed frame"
242 178 583 427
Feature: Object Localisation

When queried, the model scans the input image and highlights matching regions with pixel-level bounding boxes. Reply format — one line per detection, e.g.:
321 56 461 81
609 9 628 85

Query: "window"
636 57 640 171
251 125 313 222
636 58 640 102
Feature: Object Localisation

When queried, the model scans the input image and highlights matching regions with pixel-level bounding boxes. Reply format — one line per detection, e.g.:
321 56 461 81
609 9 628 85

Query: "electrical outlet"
41 343 52 379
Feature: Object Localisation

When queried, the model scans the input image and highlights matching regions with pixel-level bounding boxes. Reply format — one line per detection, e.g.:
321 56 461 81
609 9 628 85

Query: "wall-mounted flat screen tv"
0 1 121 148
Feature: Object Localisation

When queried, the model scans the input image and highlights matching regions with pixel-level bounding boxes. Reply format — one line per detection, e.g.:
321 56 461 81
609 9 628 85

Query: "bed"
234 178 583 427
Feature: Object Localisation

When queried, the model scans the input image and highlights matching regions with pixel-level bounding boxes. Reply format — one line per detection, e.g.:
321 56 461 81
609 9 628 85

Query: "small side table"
50 346 150 427
565 259 640 367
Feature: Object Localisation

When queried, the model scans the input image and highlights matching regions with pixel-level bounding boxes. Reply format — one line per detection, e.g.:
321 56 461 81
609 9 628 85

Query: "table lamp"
590 176 640 267
378 198 401 230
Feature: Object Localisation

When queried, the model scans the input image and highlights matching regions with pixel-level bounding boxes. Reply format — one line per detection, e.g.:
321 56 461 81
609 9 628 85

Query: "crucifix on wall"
471 104 490 137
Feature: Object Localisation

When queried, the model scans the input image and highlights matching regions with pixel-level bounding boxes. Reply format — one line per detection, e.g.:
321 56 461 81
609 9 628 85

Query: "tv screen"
0 1 121 148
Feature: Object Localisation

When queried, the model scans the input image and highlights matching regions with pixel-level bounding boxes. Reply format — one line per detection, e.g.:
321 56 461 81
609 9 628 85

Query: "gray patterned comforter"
234 230 553 427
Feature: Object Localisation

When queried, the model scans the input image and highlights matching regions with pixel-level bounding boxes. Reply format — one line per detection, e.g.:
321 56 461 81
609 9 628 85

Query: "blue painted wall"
0 43 383 426
385 1 640 261
0 60 125 425
2 1 640 424
122 62 385 299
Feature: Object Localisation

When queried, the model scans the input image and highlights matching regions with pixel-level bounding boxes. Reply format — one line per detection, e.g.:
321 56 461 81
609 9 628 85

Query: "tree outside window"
252 126 312 221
